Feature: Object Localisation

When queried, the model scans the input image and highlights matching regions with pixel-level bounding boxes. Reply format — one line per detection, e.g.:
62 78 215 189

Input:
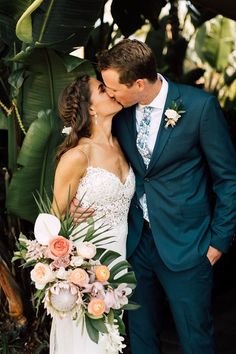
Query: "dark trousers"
128 225 216 354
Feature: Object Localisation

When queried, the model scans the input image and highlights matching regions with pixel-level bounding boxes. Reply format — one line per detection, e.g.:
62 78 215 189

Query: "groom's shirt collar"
137 74 168 111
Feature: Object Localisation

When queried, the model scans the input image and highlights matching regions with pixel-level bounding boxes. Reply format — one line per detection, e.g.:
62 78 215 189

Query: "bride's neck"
90 119 114 146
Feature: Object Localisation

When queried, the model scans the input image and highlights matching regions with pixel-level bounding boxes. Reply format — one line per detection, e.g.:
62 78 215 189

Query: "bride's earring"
94 114 98 125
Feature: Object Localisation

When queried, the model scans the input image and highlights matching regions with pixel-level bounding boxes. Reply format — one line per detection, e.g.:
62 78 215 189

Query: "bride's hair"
56 75 92 161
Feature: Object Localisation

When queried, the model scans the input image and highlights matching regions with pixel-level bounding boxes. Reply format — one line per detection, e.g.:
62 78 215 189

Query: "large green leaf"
11 48 95 128
6 48 96 222
0 109 8 130
6 110 62 223
16 0 104 53
0 0 31 20
195 15 235 71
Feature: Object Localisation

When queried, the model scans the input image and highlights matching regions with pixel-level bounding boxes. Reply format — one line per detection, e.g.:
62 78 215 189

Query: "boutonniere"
164 101 185 128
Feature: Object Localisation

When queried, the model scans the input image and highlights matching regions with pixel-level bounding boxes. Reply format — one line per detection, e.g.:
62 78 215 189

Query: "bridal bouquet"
13 197 137 353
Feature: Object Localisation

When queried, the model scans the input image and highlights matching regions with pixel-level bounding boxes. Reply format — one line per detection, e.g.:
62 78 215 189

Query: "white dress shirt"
136 74 168 153
136 74 168 221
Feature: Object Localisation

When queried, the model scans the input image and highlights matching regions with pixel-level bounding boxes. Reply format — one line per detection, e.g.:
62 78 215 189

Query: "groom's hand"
70 198 95 223
206 245 222 266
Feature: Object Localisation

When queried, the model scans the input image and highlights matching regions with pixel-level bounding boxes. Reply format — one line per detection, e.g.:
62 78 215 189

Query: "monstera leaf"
15 0 104 53
195 15 235 72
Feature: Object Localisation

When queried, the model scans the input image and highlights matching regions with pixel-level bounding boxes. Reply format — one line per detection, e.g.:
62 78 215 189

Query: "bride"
50 74 135 354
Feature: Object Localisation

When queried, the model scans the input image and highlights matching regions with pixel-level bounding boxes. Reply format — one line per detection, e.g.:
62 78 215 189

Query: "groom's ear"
136 79 145 91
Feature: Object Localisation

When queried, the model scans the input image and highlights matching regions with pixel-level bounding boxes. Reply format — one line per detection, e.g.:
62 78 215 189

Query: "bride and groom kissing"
51 39 236 354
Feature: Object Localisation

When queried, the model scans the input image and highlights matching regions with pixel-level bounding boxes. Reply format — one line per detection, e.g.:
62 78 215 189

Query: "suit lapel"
147 80 181 173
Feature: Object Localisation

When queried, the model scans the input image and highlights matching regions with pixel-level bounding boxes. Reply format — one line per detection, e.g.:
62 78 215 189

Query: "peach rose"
95 265 110 282
47 236 72 260
76 242 96 259
88 298 105 317
30 262 55 289
68 268 89 287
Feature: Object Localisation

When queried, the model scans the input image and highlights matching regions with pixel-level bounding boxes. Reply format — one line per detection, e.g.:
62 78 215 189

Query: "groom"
95 39 236 354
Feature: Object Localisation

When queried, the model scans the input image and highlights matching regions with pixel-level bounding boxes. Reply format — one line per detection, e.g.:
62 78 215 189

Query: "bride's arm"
52 148 87 217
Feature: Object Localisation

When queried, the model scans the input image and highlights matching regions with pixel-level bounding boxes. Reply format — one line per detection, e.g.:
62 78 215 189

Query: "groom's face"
101 68 143 108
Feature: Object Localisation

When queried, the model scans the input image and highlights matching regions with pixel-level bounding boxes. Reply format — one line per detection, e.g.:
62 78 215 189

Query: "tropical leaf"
15 0 105 53
16 0 44 43
6 109 62 223
109 260 131 280
88 318 108 334
195 15 235 71
85 315 99 344
0 0 31 20
0 14 19 46
0 108 7 129
99 249 122 266
110 271 137 289
9 48 95 128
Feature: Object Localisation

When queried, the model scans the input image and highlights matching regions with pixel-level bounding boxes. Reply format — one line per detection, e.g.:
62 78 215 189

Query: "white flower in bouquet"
44 281 82 317
13 197 138 352
56 267 69 280
31 262 55 289
70 255 84 267
113 283 132 308
104 320 126 353
76 241 96 259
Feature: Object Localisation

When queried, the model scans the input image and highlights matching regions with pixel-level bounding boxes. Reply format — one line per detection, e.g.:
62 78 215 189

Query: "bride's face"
89 77 122 119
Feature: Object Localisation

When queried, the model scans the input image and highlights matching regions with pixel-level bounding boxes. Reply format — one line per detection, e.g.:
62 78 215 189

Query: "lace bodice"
76 166 135 228
51 166 135 354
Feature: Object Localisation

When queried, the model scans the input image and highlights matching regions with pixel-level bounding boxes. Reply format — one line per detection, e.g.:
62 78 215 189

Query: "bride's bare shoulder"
58 144 90 172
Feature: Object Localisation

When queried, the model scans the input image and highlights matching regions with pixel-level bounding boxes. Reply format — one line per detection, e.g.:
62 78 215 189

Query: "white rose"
165 109 181 121
56 267 69 280
70 255 84 267
76 242 96 259
31 262 55 289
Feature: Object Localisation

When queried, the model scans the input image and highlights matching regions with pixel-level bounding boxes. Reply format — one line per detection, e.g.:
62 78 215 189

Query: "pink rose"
68 268 89 287
47 236 72 260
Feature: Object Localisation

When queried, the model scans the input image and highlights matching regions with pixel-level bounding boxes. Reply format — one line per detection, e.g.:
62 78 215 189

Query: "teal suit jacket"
113 80 236 271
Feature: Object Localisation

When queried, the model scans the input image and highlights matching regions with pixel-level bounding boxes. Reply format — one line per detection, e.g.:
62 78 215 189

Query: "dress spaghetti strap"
76 148 89 168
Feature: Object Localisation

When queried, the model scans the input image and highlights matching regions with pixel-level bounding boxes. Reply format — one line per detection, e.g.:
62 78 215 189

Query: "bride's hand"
70 198 95 223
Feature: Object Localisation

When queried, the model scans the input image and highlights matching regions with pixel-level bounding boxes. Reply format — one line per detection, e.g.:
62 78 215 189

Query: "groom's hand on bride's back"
70 198 95 223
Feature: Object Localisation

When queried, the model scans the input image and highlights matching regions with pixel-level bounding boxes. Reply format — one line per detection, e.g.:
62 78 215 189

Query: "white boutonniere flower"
164 101 185 128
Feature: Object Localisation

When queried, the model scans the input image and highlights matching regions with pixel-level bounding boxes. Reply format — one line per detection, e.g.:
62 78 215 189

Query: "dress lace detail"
50 166 135 354
76 166 135 229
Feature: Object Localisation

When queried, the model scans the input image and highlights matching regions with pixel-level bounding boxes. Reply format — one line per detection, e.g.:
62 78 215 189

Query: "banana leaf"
9 48 95 128
0 0 30 20
6 49 96 222
15 0 104 53
6 110 62 223
195 16 235 72
0 109 8 129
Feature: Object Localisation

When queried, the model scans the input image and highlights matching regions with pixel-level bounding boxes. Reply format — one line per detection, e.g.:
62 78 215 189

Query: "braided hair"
56 75 92 161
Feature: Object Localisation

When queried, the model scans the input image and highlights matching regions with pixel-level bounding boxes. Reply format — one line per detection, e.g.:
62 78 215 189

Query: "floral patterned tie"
136 106 153 221
136 106 153 168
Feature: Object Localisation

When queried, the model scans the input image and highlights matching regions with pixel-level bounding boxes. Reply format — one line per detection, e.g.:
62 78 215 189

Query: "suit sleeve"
200 95 236 252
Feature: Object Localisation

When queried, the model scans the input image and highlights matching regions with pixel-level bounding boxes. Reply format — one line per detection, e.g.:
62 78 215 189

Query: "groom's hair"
96 39 157 87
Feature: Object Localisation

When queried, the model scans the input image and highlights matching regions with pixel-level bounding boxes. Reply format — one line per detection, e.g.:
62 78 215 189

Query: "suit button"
144 178 150 182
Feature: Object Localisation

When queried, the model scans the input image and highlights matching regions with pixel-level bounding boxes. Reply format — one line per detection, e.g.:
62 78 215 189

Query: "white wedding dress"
50 166 135 354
